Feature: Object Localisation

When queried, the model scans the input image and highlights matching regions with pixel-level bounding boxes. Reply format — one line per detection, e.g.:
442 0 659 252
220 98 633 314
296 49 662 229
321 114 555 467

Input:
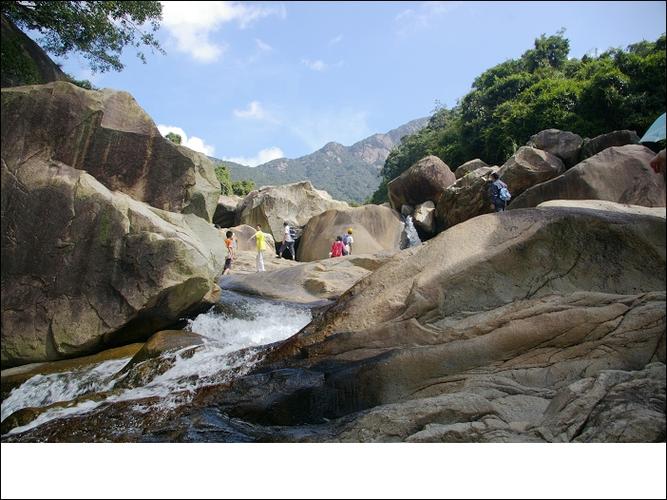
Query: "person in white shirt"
342 228 354 256
277 221 296 260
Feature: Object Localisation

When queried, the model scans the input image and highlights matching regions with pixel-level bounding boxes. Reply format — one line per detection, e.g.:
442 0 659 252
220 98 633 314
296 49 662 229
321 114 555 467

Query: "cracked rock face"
204 205 665 442
1 82 220 222
1 157 226 367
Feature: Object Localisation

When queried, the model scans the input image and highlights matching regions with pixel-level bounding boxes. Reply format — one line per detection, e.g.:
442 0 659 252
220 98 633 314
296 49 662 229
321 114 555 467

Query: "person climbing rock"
488 172 511 212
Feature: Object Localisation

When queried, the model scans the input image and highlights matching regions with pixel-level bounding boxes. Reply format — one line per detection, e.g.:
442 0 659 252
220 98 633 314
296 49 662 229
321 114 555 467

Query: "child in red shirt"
329 235 345 258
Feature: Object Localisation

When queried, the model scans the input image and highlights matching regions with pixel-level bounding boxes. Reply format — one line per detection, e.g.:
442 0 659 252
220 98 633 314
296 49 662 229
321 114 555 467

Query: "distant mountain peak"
216 116 429 203
322 141 345 150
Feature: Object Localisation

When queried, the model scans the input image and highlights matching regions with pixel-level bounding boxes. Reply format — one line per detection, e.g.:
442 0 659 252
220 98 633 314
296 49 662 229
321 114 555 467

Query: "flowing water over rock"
1 291 312 438
402 215 422 248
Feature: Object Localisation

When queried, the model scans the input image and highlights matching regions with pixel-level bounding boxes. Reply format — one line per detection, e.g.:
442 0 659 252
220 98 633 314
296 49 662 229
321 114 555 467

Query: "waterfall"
402 215 422 248
2 291 312 435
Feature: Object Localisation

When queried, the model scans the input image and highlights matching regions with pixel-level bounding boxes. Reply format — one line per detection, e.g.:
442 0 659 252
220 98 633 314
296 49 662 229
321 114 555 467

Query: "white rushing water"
2 291 312 435
403 215 422 247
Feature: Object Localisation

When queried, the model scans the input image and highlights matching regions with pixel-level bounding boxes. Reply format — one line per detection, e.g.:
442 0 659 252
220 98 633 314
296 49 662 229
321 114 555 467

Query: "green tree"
215 165 233 195
370 32 666 203
231 180 255 196
165 132 182 145
1 1 164 73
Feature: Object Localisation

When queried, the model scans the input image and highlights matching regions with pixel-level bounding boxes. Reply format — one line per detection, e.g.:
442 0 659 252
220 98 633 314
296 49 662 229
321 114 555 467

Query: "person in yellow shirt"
248 224 267 272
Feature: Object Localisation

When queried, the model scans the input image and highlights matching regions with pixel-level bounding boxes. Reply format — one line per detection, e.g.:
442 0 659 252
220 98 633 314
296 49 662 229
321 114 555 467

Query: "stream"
1 291 313 437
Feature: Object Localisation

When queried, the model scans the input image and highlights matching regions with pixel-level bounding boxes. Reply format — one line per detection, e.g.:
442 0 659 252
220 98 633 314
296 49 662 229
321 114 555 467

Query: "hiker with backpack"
277 221 296 260
488 172 511 212
342 228 354 256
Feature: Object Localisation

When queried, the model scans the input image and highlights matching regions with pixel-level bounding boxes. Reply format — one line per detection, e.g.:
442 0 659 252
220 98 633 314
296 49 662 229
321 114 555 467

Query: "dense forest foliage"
213 162 256 196
371 31 666 203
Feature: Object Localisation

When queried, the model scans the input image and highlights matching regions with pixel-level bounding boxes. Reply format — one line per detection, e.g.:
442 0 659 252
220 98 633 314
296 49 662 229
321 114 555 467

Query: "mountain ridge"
212 117 429 203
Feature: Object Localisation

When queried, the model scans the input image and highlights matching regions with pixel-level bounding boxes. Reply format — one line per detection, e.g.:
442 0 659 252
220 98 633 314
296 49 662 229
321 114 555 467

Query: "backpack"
289 228 297 239
342 234 351 246
499 186 512 201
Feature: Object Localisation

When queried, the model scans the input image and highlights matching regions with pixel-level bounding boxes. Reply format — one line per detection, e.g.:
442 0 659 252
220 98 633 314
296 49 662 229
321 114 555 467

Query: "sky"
52 1 666 166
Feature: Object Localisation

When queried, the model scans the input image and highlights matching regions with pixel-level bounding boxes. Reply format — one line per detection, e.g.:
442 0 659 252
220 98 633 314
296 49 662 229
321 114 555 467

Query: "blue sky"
54 1 666 165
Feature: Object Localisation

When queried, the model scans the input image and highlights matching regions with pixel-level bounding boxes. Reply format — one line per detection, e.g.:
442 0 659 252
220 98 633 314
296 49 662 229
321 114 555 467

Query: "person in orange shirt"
222 230 236 275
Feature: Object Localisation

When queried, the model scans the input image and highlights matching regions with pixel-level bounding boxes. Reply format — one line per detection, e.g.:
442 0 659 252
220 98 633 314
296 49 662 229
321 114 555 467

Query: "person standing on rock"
248 224 267 272
277 221 296 260
222 230 236 275
342 228 354 256
488 172 511 212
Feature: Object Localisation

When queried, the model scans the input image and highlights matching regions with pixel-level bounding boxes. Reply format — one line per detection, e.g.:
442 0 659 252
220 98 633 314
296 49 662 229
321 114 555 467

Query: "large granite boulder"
281 206 665 348
387 155 456 209
297 205 404 262
213 195 243 228
527 129 583 168
497 146 565 199
413 201 436 234
1 82 220 222
579 130 640 162
434 166 499 230
537 199 666 217
1 157 227 367
510 145 666 209
455 159 488 179
235 181 348 242
221 253 393 304
215 205 665 442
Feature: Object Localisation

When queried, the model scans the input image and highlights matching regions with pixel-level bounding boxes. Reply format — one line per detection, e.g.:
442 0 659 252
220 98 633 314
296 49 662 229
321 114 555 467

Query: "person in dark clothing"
488 172 510 212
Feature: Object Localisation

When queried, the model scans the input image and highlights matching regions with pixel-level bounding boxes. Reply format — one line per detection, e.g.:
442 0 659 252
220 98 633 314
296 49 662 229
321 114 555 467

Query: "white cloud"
301 58 344 72
157 124 215 156
255 38 273 52
395 1 462 36
328 34 343 46
301 58 327 71
233 101 279 123
161 1 285 62
289 109 370 151
224 147 284 167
